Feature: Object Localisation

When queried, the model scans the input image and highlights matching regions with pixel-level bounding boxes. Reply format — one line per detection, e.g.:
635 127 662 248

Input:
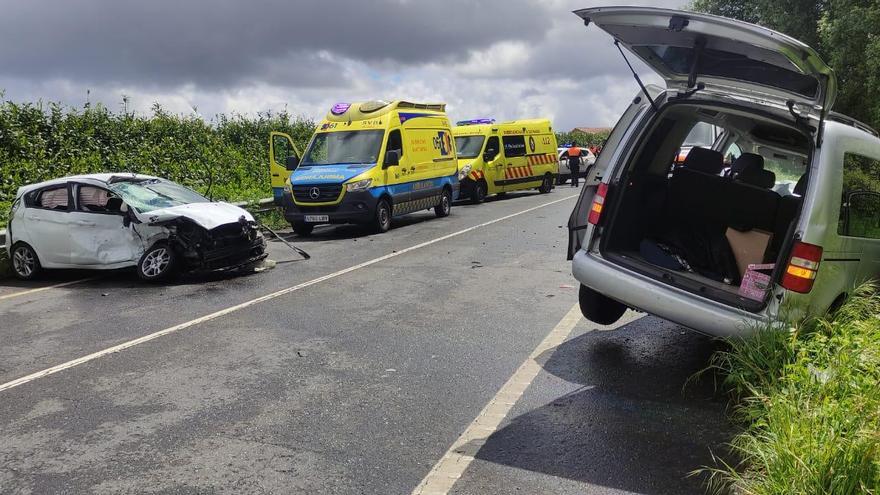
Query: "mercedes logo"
309 187 320 200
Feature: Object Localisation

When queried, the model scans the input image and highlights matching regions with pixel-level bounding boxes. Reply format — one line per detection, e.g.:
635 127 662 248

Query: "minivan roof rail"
828 112 879 137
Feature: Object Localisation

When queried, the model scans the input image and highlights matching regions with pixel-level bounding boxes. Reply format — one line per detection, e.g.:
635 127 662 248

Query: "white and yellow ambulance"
269 100 460 235
453 119 558 202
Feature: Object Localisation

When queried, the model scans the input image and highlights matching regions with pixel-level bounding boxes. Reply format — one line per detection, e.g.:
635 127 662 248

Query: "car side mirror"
384 150 400 168
285 155 300 171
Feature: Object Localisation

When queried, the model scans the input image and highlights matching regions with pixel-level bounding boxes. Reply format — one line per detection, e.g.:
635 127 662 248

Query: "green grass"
702 283 880 494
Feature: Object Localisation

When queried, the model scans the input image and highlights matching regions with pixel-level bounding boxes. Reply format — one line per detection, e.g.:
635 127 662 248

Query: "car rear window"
35 186 69 210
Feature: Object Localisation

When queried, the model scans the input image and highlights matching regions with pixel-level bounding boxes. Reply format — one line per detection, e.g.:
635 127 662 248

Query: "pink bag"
739 263 775 301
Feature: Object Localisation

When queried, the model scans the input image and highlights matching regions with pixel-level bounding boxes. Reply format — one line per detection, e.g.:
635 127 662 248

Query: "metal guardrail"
0 198 274 248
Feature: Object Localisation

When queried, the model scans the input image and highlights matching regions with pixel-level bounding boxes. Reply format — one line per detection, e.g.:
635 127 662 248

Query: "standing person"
568 144 582 187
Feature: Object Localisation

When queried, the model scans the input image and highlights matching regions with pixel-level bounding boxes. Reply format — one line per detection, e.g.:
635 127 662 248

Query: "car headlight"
283 179 292 193
345 178 372 192
458 163 473 180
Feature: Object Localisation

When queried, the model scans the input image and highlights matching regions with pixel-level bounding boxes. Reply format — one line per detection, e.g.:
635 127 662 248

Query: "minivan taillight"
781 241 823 293
588 182 608 225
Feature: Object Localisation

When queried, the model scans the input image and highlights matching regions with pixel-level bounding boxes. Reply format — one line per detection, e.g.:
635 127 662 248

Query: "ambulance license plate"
304 215 329 223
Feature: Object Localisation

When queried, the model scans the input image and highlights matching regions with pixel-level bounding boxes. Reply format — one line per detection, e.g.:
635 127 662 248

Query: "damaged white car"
5 173 267 281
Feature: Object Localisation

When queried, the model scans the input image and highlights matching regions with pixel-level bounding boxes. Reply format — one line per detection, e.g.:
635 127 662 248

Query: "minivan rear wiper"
614 40 659 112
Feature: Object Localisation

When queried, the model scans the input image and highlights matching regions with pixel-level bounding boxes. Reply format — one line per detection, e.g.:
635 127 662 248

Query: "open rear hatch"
574 7 837 117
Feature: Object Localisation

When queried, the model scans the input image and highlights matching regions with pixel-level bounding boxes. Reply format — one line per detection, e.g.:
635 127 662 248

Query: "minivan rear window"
639 45 820 98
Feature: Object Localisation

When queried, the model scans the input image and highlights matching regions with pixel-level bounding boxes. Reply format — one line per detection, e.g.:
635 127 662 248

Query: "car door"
500 135 528 192
384 128 411 206
68 184 138 266
269 131 301 204
21 184 73 265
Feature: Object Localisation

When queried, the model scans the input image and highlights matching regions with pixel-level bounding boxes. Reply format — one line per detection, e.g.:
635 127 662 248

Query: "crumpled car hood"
143 202 255 230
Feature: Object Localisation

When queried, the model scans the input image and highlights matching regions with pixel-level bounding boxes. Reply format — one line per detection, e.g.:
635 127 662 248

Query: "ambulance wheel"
578 284 627 325
291 222 314 236
374 198 392 233
434 188 452 217
11 242 41 280
538 173 553 194
470 181 487 203
137 242 178 282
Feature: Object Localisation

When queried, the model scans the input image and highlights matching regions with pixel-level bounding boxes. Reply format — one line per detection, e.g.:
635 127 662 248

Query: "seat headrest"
731 153 764 175
682 147 723 174
737 168 776 189
793 174 807 196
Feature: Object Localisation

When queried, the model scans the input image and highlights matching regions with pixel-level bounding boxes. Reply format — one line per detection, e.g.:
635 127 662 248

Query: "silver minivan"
568 7 880 337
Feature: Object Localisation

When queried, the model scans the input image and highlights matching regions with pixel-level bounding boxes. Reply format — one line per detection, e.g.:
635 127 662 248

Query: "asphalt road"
0 189 733 494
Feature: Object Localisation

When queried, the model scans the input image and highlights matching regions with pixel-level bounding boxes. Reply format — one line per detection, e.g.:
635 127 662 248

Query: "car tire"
470 181 487 204
10 242 41 280
434 188 452 217
137 242 177 282
374 198 392 233
538 173 553 194
578 284 627 325
292 222 314 236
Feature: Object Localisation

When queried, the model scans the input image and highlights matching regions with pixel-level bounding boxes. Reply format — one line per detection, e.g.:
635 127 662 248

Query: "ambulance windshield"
302 130 385 166
454 135 485 159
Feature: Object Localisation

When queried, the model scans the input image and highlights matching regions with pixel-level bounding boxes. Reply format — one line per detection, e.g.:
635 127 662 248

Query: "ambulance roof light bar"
456 118 496 126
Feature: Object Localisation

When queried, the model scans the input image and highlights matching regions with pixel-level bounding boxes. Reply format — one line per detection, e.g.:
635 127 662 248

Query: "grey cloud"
0 0 551 89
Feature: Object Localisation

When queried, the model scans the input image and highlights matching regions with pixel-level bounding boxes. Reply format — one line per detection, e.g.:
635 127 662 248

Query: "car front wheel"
434 188 452 217
137 243 177 282
11 243 41 280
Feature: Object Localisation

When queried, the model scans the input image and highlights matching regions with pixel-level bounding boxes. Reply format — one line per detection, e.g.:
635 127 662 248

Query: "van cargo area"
599 102 811 311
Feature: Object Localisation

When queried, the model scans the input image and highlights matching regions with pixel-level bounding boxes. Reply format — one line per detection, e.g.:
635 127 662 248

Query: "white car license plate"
304 215 329 223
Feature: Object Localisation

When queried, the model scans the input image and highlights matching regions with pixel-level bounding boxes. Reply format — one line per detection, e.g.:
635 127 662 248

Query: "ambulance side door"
500 134 528 192
384 128 411 206
482 136 502 193
269 132 300 205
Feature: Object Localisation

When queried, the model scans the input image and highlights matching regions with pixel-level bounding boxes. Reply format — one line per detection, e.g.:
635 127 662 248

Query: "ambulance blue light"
456 118 495 126
331 103 351 115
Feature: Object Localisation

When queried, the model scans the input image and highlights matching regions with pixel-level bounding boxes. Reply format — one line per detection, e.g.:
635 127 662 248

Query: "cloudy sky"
0 0 684 131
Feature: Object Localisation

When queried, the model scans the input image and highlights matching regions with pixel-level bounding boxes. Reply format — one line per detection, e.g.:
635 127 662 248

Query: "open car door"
574 7 837 117
269 131 301 205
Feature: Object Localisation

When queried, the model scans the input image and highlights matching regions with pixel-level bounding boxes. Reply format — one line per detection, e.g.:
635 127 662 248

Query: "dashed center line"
412 306 643 495
0 194 577 394
0 277 97 301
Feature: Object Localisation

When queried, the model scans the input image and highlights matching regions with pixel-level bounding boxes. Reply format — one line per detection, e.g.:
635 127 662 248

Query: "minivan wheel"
11 243 41 280
292 222 314 236
137 243 177 282
470 181 487 203
434 188 452 217
538 174 553 194
374 198 392 233
578 284 627 325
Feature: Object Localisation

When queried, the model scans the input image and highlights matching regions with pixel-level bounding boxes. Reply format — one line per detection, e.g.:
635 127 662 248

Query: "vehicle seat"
665 147 727 233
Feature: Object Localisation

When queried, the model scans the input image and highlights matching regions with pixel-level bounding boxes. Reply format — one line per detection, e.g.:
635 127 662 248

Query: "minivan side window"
502 135 526 157
838 152 880 237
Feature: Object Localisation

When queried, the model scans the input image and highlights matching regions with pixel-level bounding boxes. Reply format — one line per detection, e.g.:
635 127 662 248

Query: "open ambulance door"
269 131 301 205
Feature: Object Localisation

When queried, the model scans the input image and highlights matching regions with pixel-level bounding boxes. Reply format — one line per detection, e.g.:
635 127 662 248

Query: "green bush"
704 283 880 494
0 97 316 226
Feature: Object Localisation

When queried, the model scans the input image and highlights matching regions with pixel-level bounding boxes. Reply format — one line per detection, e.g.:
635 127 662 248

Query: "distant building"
571 127 612 134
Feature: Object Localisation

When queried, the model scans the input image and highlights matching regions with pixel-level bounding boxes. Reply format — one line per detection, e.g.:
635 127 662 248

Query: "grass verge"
704 283 880 494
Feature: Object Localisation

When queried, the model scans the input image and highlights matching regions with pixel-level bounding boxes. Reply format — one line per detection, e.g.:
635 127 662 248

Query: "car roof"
16 173 161 197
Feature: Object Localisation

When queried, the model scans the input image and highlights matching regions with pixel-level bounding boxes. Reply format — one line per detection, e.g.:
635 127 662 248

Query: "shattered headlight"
458 163 472 181
345 178 372 192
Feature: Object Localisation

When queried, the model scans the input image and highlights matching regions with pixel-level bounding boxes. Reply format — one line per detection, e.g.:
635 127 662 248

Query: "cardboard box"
725 228 772 278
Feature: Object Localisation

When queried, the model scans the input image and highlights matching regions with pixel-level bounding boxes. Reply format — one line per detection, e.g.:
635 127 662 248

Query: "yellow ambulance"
453 119 558 202
269 100 460 235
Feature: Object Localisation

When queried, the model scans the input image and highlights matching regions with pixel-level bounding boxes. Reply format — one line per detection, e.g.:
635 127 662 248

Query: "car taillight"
588 182 608 225
781 241 822 293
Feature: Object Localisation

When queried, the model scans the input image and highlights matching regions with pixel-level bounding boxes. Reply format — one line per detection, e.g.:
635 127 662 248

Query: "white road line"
0 194 577 394
412 306 643 495
0 277 97 302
